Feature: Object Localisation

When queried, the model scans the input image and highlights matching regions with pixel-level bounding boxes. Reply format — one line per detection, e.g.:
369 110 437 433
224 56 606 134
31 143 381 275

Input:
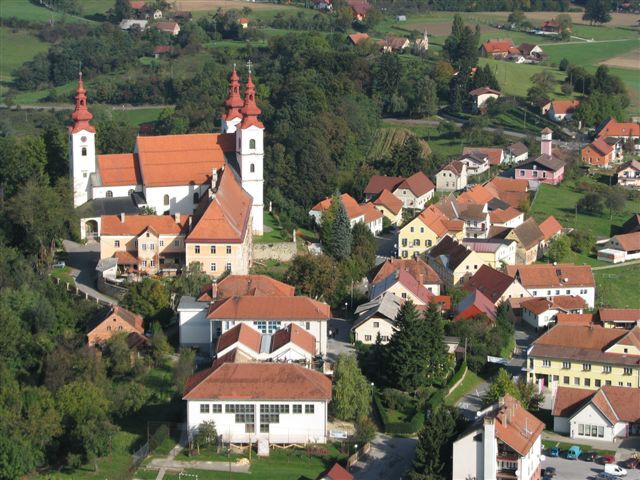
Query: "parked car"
567 446 582 460
604 464 627 476
601 455 616 464
584 451 598 462
548 447 561 457
52 261 66 269
624 458 639 469
597 473 621 480
544 466 556 477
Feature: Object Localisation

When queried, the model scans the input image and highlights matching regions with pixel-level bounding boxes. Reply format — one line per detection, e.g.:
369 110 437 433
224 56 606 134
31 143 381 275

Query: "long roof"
506 263 595 288
183 363 332 401
214 275 295 299
372 188 403 215
207 296 331 321
464 265 517 303
612 232 640 252
520 295 587 315
101 214 188 236
369 269 434 304
370 257 441 286
493 394 545 456
97 153 142 186
519 154 565 172
598 308 640 324
553 386 640 424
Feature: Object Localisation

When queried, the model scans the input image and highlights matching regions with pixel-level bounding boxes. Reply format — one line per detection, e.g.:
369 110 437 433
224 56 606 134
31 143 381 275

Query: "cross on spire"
246 59 252 74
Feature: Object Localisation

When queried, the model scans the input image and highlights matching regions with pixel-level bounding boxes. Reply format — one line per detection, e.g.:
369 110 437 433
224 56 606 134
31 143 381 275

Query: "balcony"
497 470 518 480
497 452 519 462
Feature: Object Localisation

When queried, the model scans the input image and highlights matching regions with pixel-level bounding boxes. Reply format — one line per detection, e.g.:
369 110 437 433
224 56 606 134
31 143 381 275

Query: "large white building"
69 68 265 238
183 363 332 444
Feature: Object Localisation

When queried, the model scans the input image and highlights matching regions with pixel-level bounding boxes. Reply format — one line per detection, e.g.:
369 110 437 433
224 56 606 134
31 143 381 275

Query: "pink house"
514 128 564 185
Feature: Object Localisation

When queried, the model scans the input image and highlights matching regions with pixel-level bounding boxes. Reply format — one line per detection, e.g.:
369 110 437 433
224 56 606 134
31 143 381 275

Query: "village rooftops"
507 142 529 157
183 363 332 401
520 295 587 315
197 275 295 302
556 313 597 326
519 153 565 172
488 207 522 224
553 386 640 423
428 236 473 272
481 38 516 54
440 160 466 175
588 138 614 156
369 269 434 304
311 193 364 220
348 32 369 45
596 117 640 138
216 322 316 357
207 296 331 321
352 292 403 330
454 289 497 322
506 263 595 289
464 265 517 303
370 257 441 286
101 213 189 236
364 172 434 198
598 308 640 325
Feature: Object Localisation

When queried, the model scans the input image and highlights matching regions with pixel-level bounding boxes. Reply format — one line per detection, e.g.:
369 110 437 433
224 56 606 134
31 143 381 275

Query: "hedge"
373 390 425 435
428 360 468 410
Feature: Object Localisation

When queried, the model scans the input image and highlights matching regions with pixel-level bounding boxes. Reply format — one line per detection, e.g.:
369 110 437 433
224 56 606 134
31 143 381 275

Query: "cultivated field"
600 48 640 69
474 10 640 28
173 0 299 12
0 0 93 23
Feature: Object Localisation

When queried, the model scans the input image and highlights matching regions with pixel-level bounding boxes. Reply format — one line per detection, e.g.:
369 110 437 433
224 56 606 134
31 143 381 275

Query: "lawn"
0 26 49 83
444 369 483 406
606 66 640 115
542 39 640 68
0 0 94 23
49 266 75 285
112 107 168 126
254 211 290 244
542 439 615 457
529 181 640 239
594 264 640 309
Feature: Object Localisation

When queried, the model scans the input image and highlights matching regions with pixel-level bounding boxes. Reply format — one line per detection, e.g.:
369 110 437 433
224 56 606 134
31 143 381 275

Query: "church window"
249 139 256 150
193 192 199 204
250 163 255 173
81 147 87 156
106 190 113 198
163 195 170 206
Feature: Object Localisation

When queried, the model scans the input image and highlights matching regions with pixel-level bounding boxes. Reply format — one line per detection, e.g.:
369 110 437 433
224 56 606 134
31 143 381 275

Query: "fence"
51 276 115 306
346 442 371 468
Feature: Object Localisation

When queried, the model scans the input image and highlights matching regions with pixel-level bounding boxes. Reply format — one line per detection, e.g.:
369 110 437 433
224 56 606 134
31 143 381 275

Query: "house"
360 202 384 235
215 323 316 364
372 189 403 225
465 265 530 305
527 324 640 390
547 100 581 122
238 17 250 29
463 147 505 167
484 177 530 210
505 217 544 264
597 231 640 263
462 238 517 267
541 20 562 33
153 45 172 59
621 213 640 234
469 86 502 111
457 151 491 176
364 172 435 210
398 205 464 258
369 270 434 306
172 11 193 22
370 257 442 295
86 305 146 347
598 308 640 329
452 395 544 480
426 235 485 287
616 160 640 189
178 275 296 353
581 138 614 167
414 31 429 52
596 117 640 144
155 20 180 35
518 43 544 60
454 289 497 323
489 207 524 229
506 142 529 164
507 263 596 308
556 313 597 326
514 129 565 186
480 38 517 58
552 386 640 441
208 296 331 356
458 203 490 239
346 0 371 20
130 0 145 8
318 463 353 480
119 19 148 31
99 213 189 275
521 295 587 329
183 363 332 444
309 193 382 234
347 32 369 45
379 36 411 52
538 215 563 251
436 160 467 192
352 292 402 344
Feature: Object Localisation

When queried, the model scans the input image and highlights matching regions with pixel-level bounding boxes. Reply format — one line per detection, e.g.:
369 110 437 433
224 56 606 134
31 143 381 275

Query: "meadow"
0 26 49 82
0 0 94 23
595 264 640 309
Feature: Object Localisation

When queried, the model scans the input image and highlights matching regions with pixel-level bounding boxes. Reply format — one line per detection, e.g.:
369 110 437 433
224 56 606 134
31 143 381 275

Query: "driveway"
63 240 117 305
375 230 397 260
505 319 538 378
455 380 490 421
326 318 355 362
352 434 417 480
541 455 640 480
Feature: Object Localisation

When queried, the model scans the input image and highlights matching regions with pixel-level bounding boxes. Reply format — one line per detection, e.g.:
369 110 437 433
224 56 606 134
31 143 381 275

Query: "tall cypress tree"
423 301 449 386
329 197 352 260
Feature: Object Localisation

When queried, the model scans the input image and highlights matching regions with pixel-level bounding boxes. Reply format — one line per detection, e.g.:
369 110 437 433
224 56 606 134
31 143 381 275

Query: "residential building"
457 151 491 176
86 305 146 347
462 238 517 267
596 117 640 145
347 0 371 20
454 289 497 323
547 100 581 122
183 363 332 444
469 86 502 111
616 160 640 189
119 19 148 31
359 202 384 235
514 129 564 185
436 160 468 192
452 395 544 480
507 263 596 308
465 265 531 305
480 38 517 58
369 270 433 306
597 308 640 329
506 142 529 164
552 386 640 441
538 215 563 252
597 231 640 263
484 177 530 210
518 43 545 60
541 20 562 33
352 292 403 344
364 172 435 210
309 193 382 234
426 235 485 287
378 36 410 52
581 138 614 167
506 217 544 264
155 20 180 35
527 324 640 390
318 463 353 480
458 203 490 239
238 17 249 28
489 207 524 229
369 257 442 295
347 32 369 45
521 295 587 329
372 189 403 225
463 146 505 167
398 205 464 258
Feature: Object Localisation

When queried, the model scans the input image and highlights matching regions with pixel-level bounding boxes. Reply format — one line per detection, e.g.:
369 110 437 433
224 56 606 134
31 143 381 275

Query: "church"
71 68 264 277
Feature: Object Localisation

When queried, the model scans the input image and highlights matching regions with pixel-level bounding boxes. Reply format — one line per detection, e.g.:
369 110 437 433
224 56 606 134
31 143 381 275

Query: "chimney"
211 280 217 300
174 213 181 224
188 216 193 231
120 212 125 223
211 168 218 190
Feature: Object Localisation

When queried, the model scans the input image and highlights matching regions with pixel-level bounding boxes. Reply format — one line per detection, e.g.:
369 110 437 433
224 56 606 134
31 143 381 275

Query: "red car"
600 455 615 464
624 457 639 469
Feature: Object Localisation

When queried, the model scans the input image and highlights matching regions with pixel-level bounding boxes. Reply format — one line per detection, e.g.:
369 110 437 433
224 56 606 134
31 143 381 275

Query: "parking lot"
542 456 640 480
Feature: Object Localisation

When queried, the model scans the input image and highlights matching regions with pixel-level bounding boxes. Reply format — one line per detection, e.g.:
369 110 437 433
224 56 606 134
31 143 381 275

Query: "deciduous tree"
333 354 371 420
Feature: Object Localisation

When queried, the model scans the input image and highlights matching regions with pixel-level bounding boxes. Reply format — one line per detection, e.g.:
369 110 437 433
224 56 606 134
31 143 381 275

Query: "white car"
604 464 628 476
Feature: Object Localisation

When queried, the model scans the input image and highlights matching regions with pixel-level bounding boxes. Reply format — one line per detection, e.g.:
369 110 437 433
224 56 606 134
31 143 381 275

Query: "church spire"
70 72 95 133
240 72 263 129
223 65 243 121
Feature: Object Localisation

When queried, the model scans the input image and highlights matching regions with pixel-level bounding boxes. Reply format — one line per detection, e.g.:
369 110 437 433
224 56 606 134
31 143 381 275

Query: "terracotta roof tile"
320 463 353 480
395 172 434 197
588 137 614 156
598 308 640 324
454 289 497 322
493 394 545 456
556 313 596 326
88 305 144 337
370 257 441 286
463 147 503 166
360 202 383 223
457 185 495 205
550 99 581 115
538 215 563 241
369 270 434 305
373 189 403 215
207 296 331 321
311 193 364 221
520 295 586 315
183 363 332 401
552 387 594 417
464 265 517 303
114 250 138 265
489 207 522 224
612 232 640 252
364 175 405 195
101 214 188 236
597 118 640 138
97 153 142 186
469 86 501 96
216 323 262 354
214 275 295 299
598 386 640 422
482 38 515 54
271 323 316 356
506 263 594 288
348 32 369 45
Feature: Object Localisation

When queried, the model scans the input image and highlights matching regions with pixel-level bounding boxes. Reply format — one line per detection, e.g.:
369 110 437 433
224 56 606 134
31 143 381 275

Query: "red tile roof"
101 214 187 236
550 99 580 115
360 202 383 223
97 153 141 187
538 215 563 241
271 323 316 356
463 147 503 166
556 313 596 326
457 185 494 205
186 168 251 243
156 21 179 32
553 386 640 424
373 188 403 215
183 363 332 401
364 175 405 195
598 308 640 324
130 1 145 8
364 173 434 198
597 118 640 138
153 45 172 54
509 217 544 250
396 172 435 197
348 32 369 45
208 296 331 321
440 160 466 176
489 207 522 224
469 86 502 96
320 463 353 480
464 265 517 303
588 137 614 157
135 133 234 187
552 387 594 417
506 263 594 288
370 257 441 286
311 193 364 221
612 232 640 252
494 394 545 456
454 289 497 322
520 295 586 315
482 38 515 54
216 323 262 353
214 275 295 299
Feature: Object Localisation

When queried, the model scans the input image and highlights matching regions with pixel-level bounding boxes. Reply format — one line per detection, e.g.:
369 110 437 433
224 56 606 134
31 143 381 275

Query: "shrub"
381 388 412 411
354 416 377 444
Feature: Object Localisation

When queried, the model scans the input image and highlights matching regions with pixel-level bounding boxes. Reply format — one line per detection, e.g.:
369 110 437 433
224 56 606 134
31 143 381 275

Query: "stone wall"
253 242 299 262
97 276 127 300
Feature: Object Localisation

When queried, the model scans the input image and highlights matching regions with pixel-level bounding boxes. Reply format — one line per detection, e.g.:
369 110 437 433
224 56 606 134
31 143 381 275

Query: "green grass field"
595 264 640 309
0 0 94 23
0 26 49 83
543 39 639 67
529 181 640 239
444 369 483 406
112 107 168 126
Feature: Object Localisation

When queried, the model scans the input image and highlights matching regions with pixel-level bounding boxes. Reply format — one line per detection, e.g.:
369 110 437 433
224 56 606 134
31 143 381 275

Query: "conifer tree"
410 406 457 480
329 197 352 260
423 301 449 386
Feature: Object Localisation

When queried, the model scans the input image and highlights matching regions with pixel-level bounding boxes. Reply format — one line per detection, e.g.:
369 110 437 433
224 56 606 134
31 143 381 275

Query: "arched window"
163 194 170 206
81 147 87 156
106 190 113 198
193 192 199 204
249 139 256 149
250 164 255 173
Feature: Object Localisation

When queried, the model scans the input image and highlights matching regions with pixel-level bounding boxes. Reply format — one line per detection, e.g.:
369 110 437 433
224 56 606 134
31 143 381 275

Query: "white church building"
69 68 265 240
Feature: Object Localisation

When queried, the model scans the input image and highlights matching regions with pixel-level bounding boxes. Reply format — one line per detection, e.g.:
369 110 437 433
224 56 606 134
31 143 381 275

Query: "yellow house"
528 324 640 391
426 235 486 287
398 205 464 259
372 188 403 225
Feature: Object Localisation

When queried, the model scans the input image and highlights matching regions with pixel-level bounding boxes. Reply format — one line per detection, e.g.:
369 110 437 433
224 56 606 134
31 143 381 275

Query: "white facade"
143 184 207 215
92 184 138 200
522 306 561 329
352 316 395 344
178 297 212 353
569 403 625 442
474 92 500 110
367 215 384 235
70 129 96 207
392 187 434 210
526 287 595 309
186 399 328 444
237 124 264 235
436 165 468 192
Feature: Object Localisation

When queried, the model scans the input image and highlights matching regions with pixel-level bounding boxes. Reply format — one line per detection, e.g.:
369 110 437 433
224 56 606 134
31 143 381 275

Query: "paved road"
62 240 117 305
455 380 490 420
541 456 640 480
352 434 417 480
375 230 397 260
326 318 355 362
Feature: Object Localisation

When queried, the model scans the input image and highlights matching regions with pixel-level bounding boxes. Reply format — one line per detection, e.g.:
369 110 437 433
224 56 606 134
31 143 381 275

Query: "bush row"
428 359 468 410
373 390 425 435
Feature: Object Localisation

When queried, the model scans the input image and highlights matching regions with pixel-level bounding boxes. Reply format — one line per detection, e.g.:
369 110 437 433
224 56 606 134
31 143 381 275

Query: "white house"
552 386 640 441
458 151 491 177
520 295 587 329
469 86 502 111
506 264 596 308
506 142 529 164
352 292 402 344
597 232 640 263
547 100 581 122
462 238 517 267
184 363 332 444
452 394 544 480
363 172 435 210
436 160 468 192
309 193 383 235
